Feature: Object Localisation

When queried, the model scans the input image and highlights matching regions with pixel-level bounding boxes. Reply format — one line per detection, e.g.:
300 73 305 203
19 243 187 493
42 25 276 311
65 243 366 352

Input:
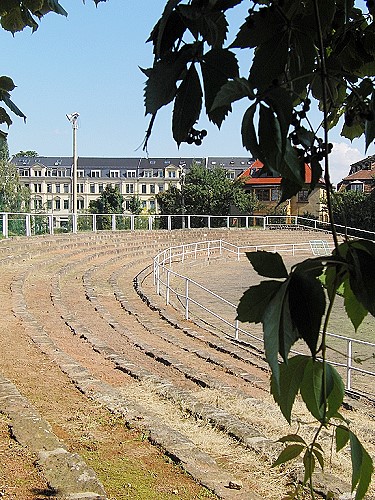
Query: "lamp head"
66 112 79 122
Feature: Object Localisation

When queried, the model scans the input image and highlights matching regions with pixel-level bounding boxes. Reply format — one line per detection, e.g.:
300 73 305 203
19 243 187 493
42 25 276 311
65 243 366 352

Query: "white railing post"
185 279 189 320
208 215 211 229
130 215 134 231
93 214 97 232
246 216 249 229
111 214 116 231
237 246 240 261
166 269 170 305
346 340 353 391
207 241 210 259
263 217 267 230
182 244 185 263
227 216 230 228
195 243 198 260
148 216 153 231
219 240 222 255
48 214 54 235
168 215 172 231
187 215 191 229
25 214 31 237
2 213 8 238
72 213 77 234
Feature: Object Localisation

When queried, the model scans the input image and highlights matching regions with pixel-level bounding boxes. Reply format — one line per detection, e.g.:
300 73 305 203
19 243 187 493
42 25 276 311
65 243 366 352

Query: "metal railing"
1 212 375 241
153 239 375 397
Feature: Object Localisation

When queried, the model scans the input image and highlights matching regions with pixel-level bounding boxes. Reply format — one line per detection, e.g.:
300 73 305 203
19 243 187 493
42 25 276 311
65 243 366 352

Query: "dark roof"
207 156 255 170
341 167 375 181
12 156 72 167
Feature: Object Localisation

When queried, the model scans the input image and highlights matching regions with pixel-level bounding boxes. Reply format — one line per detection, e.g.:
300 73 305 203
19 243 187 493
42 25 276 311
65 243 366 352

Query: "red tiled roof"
342 167 375 181
240 161 321 186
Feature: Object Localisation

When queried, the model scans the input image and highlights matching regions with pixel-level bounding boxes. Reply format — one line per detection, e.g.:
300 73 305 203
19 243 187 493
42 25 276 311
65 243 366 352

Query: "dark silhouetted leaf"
172 64 202 145
211 77 253 112
246 251 288 279
343 277 368 331
336 425 350 452
237 280 281 324
349 431 374 499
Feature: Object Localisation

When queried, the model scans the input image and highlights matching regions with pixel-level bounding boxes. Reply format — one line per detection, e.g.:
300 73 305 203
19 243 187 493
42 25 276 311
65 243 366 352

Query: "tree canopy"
157 163 261 216
89 185 123 214
0 160 30 212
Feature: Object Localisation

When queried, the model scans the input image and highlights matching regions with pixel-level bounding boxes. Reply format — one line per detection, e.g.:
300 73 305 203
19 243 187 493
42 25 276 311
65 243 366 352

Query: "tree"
128 195 142 215
89 185 123 214
13 150 38 158
331 189 375 232
157 163 260 216
146 1 375 497
0 131 9 161
0 160 30 212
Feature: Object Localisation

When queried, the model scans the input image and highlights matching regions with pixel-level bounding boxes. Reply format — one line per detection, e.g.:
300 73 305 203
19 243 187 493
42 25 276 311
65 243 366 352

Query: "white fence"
153 239 375 397
1 212 375 241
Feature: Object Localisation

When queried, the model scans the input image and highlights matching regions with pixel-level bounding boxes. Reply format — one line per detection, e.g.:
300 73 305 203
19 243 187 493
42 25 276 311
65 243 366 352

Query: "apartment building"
11 156 254 216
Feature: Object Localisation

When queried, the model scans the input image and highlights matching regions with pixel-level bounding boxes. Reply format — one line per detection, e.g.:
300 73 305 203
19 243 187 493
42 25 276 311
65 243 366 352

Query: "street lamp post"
66 112 79 227
179 166 185 229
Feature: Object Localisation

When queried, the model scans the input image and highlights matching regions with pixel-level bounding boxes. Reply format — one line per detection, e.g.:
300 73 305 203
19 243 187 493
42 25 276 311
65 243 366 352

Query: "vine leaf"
271 355 309 423
272 444 305 468
236 280 281 324
303 449 315 484
343 277 368 331
300 361 344 423
336 425 350 452
349 431 374 499
172 64 202 145
245 251 288 279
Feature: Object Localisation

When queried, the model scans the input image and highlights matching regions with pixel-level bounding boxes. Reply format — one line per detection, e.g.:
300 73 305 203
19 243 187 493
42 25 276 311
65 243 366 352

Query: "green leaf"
288 271 326 357
246 251 288 279
347 240 375 316
211 77 253 112
336 425 350 452
201 48 239 127
303 449 315 485
277 434 307 445
343 277 368 331
271 355 309 423
325 363 345 420
349 431 374 499
264 86 293 155
250 32 289 90
272 444 305 468
300 359 324 421
0 76 15 92
154 0 182 58
237 280 282 324
0 107 12 127
263 280 290 383
172 64 202 145
312 447 325 470
300 361 344 422
1 95 26 121
241 104 263 158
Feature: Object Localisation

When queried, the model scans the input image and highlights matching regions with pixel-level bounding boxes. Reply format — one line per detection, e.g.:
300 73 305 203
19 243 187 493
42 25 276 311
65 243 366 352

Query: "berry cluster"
186 127 207 146
345 105 374 127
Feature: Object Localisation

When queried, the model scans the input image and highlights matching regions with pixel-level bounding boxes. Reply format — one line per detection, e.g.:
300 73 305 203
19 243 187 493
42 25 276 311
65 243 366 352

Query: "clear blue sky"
2 0 374 186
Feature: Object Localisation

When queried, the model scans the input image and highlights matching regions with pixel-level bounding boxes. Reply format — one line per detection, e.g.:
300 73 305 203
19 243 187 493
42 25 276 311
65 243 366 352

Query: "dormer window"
109 170 120 178
91 170 101 178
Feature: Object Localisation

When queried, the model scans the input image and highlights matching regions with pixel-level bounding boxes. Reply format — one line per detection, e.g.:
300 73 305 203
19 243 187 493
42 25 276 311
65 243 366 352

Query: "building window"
77 183 84 193
77 199 84 210
144 170 153 177
55 198 61 210
255 188 270 201
90 184 95 194
141 200 146 208
56 184 61 193
64 183 69 193
33 197 42 210
20 169 30 177
349 182 363 192
126 184 134 194
110 170 120 178
271 188 280 201
90 170 101 178
226 170 235 180
297 190 309 202
150 200 155 210
125 200 131 210
34 183 42 193
77 170 84 178
47 200 52 210
141 184 147 194
158 183 164 193
168 171 176 178
57 169 66 177
47 183 52 193
98 183 104 193
127 170 136 178
150 184 155 194
64 199 69 210
33 169 42 176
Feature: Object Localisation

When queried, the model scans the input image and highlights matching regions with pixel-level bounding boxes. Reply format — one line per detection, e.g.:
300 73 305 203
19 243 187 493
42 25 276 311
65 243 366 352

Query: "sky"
1 0 374 187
